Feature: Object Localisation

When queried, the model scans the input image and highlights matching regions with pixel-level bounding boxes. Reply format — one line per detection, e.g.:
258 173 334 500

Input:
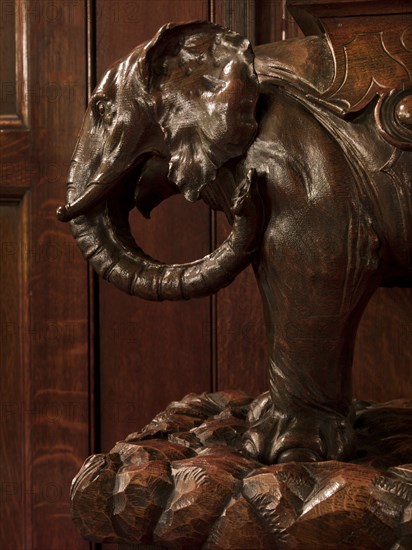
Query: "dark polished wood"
60 0 412 462
1 0 408 547
61 1 412 545
354 288 412 401
0 0 28 127
0 201 26 549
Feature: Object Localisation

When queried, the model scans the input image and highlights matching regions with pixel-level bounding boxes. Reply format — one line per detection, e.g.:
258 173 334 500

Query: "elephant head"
57 21 263 300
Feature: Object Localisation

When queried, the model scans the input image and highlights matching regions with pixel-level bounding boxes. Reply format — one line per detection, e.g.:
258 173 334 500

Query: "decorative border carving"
286 1 412 149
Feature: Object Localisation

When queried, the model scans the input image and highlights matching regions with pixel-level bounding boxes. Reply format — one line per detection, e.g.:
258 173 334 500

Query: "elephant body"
243 82 411 461
58 22 412 463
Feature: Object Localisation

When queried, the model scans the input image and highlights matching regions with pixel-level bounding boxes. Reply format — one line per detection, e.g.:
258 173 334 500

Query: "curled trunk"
70 174 263 301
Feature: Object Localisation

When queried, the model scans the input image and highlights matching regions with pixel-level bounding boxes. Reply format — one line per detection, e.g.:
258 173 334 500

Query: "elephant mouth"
61 156 262 301
57 154 157 223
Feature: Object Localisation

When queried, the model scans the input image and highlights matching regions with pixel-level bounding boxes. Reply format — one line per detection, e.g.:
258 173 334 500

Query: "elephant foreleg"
243 192 381 463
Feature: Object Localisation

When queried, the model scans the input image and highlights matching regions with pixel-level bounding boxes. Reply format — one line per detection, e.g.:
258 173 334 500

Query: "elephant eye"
96 100 107 116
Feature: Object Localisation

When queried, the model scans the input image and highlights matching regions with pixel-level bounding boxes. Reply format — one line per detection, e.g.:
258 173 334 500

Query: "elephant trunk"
70 172 262 301
57 183 113 222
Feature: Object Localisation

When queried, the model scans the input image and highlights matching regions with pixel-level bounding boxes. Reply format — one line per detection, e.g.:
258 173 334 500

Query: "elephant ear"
143 21 259 202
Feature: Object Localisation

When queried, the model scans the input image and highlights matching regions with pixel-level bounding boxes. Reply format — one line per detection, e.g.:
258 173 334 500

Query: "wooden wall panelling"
95 0 213 453
1 2 31 548
27 1 90 547
254 0 285 44
0 4 17 114
216 0 256 43
0 198 27 549
0 3 30 507
0 0 28 127
353 288 412 401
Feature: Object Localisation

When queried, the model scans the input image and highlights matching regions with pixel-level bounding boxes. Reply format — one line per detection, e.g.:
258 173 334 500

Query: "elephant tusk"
68 169 263 301
56 204 71 222
56 182 114 222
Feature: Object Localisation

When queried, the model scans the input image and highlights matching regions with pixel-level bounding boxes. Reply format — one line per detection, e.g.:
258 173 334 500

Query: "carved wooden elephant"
57 21 412 464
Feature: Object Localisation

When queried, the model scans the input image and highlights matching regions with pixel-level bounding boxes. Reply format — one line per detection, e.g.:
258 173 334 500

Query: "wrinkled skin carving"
57 22 262 300
58 21 412 464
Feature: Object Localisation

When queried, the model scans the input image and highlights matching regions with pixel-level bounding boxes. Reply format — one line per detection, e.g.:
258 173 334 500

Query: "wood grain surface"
71 391 412 548
0 1 411 548
26 2 90 548
0 203 26 548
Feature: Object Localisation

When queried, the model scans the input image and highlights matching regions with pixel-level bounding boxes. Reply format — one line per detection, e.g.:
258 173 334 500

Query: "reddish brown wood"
0 0 28 128
71 391 412 548
0 1 90 547
2 16 409 550
216 264 268 395
0 201 26 548
0 0 16 115
5 1 410 547
27 3 410 548
0 8 31 546
353 288 412 401
254 0 284 44
27 2 90 547
288 0 411 25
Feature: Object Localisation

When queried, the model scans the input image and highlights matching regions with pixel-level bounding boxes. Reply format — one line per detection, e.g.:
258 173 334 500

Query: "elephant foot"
242 392 355 464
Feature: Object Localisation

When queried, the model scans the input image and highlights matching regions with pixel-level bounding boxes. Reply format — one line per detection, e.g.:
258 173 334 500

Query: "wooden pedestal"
71 390 412 549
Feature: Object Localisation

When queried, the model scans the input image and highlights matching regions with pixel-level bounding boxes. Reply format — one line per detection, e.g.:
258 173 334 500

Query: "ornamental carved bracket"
288 0 412 148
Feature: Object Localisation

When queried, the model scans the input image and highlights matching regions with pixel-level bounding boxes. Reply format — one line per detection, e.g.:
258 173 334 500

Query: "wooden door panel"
0 1 91 547
27 1 91 546
0 200 26 549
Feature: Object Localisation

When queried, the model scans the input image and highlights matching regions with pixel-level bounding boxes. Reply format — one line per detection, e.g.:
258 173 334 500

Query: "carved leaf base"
71 391 412 549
